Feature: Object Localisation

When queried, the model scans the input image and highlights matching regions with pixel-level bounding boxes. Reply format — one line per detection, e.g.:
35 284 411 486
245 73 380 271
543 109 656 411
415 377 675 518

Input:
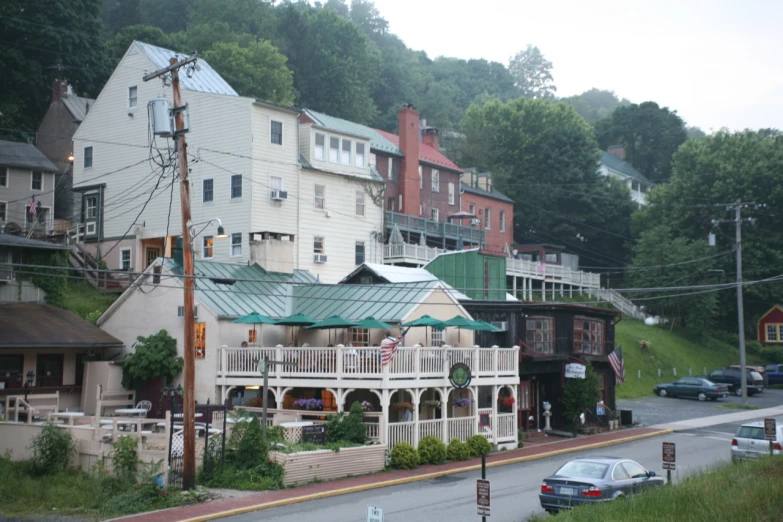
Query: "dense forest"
2 0 782 332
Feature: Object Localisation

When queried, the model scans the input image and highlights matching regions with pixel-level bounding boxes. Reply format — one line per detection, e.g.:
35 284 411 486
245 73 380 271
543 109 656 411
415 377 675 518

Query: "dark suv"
708 369 764 396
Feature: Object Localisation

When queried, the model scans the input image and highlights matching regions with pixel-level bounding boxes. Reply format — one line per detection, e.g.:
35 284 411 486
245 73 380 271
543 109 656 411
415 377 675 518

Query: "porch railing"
419 418 443 441
448 417 475 442
218 346 519 380
388 421 416 449
497 413 515 442
507 257 601 288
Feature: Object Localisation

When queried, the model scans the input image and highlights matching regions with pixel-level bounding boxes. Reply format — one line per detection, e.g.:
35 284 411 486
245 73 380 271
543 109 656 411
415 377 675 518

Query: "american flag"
536 261 545 276
27 195 36 216
608 345 625 385
381 336 402 366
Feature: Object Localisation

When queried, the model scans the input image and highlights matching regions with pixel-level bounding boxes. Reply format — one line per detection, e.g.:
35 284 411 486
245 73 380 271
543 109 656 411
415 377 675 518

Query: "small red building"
757 305 783 345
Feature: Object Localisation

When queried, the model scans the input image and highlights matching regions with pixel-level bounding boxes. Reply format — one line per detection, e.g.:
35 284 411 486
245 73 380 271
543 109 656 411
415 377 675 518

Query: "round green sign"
449 363 472 389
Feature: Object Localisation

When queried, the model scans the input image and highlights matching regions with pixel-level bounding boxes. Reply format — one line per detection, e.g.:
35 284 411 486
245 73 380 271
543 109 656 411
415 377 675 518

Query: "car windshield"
750 371 763 380
556 461 608 479
701 379 716 386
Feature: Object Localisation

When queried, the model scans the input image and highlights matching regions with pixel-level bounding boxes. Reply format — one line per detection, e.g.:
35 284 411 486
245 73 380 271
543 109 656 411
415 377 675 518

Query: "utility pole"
143 54 198 490
257 357 297 440
713 202 759 407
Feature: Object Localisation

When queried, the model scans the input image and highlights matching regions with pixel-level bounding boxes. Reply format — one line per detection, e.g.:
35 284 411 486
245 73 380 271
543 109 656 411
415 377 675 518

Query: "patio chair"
136 400 152 416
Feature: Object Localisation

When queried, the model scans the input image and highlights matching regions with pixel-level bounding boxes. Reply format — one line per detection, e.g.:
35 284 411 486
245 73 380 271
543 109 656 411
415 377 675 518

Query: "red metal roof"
374 129 462 172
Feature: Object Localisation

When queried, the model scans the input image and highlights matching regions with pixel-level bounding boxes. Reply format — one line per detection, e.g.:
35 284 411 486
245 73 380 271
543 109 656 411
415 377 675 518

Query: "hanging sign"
565 363 586 379
449 363 472 389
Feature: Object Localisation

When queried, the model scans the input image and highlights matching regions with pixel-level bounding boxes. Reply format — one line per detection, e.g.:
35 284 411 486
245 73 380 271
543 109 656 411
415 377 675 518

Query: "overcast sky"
370 0 783 132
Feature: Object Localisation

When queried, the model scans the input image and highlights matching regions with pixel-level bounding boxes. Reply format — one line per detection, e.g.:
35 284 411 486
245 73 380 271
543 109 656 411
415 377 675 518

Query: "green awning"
443 316 481 329
401 314 446 330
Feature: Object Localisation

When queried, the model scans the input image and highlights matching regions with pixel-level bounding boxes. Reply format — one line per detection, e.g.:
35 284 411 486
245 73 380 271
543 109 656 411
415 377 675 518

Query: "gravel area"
618 389 783 427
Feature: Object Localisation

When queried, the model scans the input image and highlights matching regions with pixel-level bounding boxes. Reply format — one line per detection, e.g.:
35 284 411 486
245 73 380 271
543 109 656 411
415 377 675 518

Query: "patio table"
114 408 149 417
47 412 84 426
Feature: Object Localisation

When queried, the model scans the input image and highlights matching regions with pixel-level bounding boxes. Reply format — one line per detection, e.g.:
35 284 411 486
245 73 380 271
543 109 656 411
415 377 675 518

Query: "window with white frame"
350 328 370 346
767 324 782 343
448 182 455 205
419 203 423 216
369 152 377 168
329 137 340 162
0 201 6 222
398 194 403 211
355 142 366 167
431 208 439 221
31 171 42 191
85 196 97 219
469 203 475 214
356 191 365 216
485 208 491 229
120 248 131 271
270 120 283 145
203 236 214 258
419 165 423 189
500 210 506 232
230 233 242 257
314 184 325 209
574 316 604 355
430 328 443 347
0 167 7 187
84 146 93 168
314 133 325 160
355 242 365 265
128 86 138 108
230 174 242 198
203 178 213 202
431 169 439 192
313 236 325 254
390 159 398 181
341 139 352 165
526 317 554 354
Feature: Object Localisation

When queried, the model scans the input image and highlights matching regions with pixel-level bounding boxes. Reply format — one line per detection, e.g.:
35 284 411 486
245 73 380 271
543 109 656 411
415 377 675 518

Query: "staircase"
66 225 132 293
587 288 646 320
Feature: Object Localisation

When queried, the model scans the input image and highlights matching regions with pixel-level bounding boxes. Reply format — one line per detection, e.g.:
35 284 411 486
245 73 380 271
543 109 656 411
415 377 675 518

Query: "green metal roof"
304 109 402 156
163 259 319 319
292 282 437 322
600 151 651 184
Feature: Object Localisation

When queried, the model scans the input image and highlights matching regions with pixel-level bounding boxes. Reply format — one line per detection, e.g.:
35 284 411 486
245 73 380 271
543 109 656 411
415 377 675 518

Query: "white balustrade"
223 348 277 375
497 349 517 374
363 422 380 441
476 408 493 440
497 413 515 442
447 417 475 442
418 418 443 441
388 421 416 448
418 348 447 377
477 349 495 375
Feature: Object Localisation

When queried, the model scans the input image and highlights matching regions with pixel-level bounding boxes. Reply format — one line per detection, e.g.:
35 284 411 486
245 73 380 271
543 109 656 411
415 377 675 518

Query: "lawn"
529 456 783 522
615 319 750 399
61 277 118 322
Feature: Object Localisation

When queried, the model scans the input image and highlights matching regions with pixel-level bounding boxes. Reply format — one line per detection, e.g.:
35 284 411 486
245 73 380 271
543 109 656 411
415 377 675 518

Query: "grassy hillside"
62 278 118 323
615 319 748 399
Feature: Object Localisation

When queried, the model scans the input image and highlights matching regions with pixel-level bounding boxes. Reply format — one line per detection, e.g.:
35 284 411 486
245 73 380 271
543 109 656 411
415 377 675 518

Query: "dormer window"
314 133 325 160
355 143 366 168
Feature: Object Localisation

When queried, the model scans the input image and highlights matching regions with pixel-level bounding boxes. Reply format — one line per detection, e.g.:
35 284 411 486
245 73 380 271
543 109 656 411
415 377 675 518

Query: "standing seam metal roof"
304 109 401 156
61 95 95 122
0 140 58 172
600 151 651 184
134 41 238 97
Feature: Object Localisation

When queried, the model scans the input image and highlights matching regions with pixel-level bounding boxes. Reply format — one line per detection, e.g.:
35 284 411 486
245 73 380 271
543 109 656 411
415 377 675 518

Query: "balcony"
383 243 440 266
385 211 484 245
217 346 519 389
507 257 601 289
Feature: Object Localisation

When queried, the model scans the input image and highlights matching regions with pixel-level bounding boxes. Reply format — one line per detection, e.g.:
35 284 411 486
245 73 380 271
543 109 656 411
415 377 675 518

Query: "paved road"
216 414 783 522
618 388 783 427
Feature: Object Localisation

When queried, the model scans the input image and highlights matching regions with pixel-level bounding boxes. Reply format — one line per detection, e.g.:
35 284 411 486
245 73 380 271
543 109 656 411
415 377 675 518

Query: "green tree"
460 98 636 269
349 0 389 36
632 130 783 334
274 4 379 123
508 45 556 99
105 0 140 34
188 0 276 37
120 330 184 389
138 0 193 33
686 126 707 139
0 0 109 133
594 101 687 183
562 364 601 428
105 25 172 63
203 41 295 104
561 88 631 125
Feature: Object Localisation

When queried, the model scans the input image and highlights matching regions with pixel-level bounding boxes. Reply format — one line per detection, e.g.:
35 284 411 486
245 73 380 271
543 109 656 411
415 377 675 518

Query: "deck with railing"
506 257 601 288
217 346 519 387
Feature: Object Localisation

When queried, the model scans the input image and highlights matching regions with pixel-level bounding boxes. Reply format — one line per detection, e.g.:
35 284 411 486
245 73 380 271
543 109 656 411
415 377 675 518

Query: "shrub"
390 441 419 469
447 438 471 461
29 422 75 475
110 435 139 478
326 402 366 444
120 330 183 389
235 416 270 470
467 435 491 457
417 436 446 464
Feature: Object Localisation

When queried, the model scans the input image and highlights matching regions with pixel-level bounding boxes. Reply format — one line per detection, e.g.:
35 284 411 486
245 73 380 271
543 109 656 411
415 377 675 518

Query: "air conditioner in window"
85 222 97 235
313 254 328 263
491 321 508 331
0 265 14 283
470 218 481 226
177 306 199 318
270 190 288 201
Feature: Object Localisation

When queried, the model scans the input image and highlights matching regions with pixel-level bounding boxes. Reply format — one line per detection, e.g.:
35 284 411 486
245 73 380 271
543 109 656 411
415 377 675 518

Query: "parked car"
539 457 664 514
708 369 765 396
731 421 783 461
728 364 768 387
654 377 729 401
765 364 783 386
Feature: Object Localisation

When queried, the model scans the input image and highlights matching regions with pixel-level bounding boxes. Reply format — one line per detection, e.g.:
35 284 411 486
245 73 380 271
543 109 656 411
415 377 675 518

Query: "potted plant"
452 397 472 408
361 401 375 412
498 396 515 408
423 399 442 408
245 397 263 408
392 401 414 412
293 398 324 411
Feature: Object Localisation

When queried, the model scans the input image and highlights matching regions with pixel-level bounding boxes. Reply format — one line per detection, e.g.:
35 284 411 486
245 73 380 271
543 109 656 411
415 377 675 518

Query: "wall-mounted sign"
302 424 327 444
565 363 586 379
479 413 491 428
449 363 472 389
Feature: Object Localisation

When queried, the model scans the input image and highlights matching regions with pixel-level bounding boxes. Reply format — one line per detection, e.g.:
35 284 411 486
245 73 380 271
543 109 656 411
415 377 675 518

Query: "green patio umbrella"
306 315 358 345
473 320 504 332
232 312 277 345
401 315 446 347
274 313 318 345
443 315 483 344
354 316 394 330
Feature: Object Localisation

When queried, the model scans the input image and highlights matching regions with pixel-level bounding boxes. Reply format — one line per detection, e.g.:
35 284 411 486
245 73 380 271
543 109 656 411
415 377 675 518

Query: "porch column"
569 285 573 298
541 280 546 302
336 389 344 413
473 385 480 438
382 389 391 446
511 384 519 444
551 281 556 299
559 283 564 297
441 387 449 444
412 390 420 448
491 385 499 445
512 276 517 298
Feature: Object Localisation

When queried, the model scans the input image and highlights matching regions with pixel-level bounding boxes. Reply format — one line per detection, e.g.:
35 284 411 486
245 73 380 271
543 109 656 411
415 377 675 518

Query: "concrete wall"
271 444 386 486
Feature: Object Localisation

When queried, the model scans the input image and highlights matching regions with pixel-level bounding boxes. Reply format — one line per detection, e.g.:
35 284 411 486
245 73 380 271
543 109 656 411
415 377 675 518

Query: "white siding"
304 127 373 180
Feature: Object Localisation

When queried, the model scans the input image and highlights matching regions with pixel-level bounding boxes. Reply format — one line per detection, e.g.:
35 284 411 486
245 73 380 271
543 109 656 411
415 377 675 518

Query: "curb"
166 429 673 522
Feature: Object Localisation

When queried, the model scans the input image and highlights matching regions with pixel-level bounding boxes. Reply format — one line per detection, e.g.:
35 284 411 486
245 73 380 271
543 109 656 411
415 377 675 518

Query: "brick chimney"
398 104 421 216
422 124 440 150
607 144 626 160
52 79 68 102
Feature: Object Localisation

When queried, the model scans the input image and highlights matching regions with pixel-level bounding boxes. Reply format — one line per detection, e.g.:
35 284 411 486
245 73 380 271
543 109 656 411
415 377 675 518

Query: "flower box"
293 398 324 411
392 402 413 412
270 444 387 486
453 397 472 408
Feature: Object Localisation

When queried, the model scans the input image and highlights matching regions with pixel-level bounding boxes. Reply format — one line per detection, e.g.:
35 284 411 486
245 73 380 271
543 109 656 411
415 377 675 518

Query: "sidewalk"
113 426 668 522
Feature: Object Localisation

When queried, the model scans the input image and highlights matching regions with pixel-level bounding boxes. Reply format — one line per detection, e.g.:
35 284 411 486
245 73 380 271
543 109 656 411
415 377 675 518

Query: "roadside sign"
764 418 777 442
366 505 383 522
477 479 490 517
662 442 676 471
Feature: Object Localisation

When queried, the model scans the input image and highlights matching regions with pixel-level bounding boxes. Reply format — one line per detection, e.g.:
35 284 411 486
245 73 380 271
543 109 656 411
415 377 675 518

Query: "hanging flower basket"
293 398 324 410
392 401 414 412
245 397 264 408
423 399 442 408
453 397 472 408
361 401 375 412
498 396 515 407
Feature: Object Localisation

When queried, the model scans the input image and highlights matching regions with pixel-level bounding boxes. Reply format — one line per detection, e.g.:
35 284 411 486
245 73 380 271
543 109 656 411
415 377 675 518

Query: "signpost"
366 505 383 522
303 424 327 444
662 441 676 485
564 363 586 379
764 418 777 457
477 455 490 519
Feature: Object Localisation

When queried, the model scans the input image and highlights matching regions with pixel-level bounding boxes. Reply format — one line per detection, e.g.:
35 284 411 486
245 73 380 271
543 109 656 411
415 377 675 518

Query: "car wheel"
658 389 668 397
734 387 743 397
698 392 707 401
